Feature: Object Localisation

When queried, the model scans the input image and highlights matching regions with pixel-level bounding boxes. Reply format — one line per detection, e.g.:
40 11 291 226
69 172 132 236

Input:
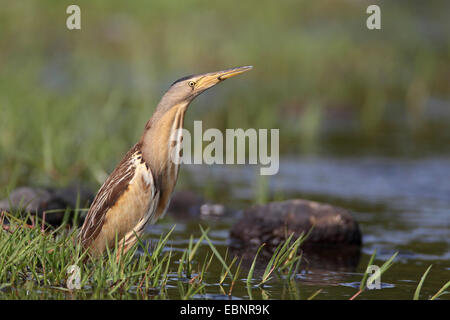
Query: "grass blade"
414 265 432 300
360 249 377 291
430 280 450 300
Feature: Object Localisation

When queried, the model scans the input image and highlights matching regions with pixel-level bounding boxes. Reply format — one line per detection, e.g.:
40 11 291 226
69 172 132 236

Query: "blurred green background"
0 0 449 193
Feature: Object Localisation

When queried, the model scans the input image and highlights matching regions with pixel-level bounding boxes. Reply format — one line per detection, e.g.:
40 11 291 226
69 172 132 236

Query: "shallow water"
146 156 449 299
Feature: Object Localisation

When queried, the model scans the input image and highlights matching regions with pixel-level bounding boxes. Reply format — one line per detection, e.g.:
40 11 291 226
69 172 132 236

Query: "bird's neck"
140 103 188 180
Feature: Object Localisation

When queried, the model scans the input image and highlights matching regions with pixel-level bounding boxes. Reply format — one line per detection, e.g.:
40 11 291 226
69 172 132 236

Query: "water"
146 156 449 299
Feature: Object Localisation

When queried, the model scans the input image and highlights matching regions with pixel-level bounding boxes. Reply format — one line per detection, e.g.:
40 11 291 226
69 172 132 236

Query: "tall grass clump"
1 211 448 300
0 210 308 299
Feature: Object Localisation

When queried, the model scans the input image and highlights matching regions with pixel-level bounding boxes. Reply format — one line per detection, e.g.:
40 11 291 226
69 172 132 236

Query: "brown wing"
79 143 143 248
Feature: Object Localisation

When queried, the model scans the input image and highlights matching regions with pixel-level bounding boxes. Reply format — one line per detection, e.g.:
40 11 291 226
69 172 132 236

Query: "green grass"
1 211 448 300
350 250 449 300
0 210 309 299
413 265 450 300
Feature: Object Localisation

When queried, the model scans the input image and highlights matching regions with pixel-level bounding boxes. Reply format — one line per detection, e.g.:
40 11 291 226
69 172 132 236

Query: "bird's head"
141 65 253 173
159 66 253 109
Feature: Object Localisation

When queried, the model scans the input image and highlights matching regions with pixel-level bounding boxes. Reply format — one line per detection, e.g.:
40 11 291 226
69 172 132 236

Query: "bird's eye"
188 81 196 88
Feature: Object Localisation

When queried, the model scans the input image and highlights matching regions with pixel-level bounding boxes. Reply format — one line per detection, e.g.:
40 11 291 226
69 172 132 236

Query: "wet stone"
230 199 362 248
0 185 94 225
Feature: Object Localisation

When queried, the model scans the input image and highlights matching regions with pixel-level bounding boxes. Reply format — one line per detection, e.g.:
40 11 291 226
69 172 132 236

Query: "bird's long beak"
196 66 253 91
216 65 253 80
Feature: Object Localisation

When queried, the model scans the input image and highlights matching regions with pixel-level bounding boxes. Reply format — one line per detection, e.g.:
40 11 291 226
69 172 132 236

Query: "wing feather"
79 143 143 247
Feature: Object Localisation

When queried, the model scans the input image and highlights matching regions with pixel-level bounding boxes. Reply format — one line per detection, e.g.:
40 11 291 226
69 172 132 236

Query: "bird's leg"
115 241 126 263
115 237 136 263
115 250 123 264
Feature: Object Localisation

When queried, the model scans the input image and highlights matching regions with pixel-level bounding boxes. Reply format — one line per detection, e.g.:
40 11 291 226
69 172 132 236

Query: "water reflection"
230 244 361 286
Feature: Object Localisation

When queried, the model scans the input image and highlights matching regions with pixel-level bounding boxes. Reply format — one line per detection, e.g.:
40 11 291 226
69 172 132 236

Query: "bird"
78 66 253 257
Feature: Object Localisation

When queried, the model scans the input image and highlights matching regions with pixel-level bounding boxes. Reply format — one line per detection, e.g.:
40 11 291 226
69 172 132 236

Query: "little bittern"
79 66 252 256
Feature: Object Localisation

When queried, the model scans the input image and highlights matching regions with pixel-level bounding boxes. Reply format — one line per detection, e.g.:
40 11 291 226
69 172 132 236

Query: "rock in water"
0 185 94 225
0 187 51 214
230 199 362 248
